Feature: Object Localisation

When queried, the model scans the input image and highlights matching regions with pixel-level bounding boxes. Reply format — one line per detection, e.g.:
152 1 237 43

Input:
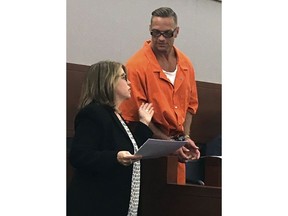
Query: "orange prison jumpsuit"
120 40 198 184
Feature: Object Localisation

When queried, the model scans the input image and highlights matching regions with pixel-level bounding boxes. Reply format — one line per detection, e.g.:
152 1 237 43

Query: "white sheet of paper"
135 138 187 159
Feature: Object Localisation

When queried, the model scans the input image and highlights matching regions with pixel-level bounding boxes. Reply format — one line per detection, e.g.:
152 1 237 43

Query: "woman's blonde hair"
78 60 127 109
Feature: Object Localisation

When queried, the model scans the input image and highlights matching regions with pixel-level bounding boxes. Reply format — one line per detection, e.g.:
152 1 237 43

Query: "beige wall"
67 0 221 83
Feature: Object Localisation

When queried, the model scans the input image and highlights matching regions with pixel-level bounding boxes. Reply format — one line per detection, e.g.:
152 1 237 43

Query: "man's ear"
174 27 180 38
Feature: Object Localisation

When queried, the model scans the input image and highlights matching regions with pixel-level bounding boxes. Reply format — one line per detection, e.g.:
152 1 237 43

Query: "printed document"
135 138 187 159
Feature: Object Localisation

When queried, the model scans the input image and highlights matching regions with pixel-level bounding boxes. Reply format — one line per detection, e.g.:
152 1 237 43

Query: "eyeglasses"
150 28 177 38
119 73 127 81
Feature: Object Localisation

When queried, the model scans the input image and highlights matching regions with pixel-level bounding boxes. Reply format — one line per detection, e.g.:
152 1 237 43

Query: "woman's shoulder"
76 103 113 121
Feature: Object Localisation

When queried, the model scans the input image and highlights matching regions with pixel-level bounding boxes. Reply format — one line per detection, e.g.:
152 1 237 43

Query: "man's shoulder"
127 51 146 64
127 49 149 65
126 41 153 67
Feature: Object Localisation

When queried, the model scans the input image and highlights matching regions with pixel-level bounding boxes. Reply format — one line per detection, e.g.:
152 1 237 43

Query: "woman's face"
114 67 131 104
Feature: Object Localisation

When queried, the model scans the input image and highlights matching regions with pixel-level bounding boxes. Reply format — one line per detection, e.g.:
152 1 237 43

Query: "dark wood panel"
190 81 222 144
66 63 89 137
139 156 221 216
204 157 222 187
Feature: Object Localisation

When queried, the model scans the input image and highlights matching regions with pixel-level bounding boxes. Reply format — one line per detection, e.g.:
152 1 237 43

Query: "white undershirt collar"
162 65 178 85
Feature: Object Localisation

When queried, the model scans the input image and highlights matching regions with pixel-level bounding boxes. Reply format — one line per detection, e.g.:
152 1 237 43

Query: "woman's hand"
138 102 154 126
117 151 142 166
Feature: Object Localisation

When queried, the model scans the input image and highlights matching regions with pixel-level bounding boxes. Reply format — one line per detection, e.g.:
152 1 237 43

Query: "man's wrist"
184 134 190 140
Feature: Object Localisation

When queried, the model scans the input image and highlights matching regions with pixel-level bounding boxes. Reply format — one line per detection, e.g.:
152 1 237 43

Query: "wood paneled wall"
67 63 89 138
190 81 221 144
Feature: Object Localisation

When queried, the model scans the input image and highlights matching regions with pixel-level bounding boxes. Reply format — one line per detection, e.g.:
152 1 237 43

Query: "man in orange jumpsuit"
120 7 200 184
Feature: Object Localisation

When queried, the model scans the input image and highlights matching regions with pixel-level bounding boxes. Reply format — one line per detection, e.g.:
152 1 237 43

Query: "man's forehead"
150 17 176 29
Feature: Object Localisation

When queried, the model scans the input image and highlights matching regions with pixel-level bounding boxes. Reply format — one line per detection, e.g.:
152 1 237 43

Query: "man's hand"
175 137 200 163
184 137 200 160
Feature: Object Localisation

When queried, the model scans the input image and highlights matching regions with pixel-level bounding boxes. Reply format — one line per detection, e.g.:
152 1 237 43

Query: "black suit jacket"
67 102 152 216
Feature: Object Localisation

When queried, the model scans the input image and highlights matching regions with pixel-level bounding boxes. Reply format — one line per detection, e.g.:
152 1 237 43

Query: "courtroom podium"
139 156 221 216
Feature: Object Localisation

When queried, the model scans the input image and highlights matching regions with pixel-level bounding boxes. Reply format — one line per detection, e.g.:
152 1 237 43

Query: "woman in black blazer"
67 61 154 216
